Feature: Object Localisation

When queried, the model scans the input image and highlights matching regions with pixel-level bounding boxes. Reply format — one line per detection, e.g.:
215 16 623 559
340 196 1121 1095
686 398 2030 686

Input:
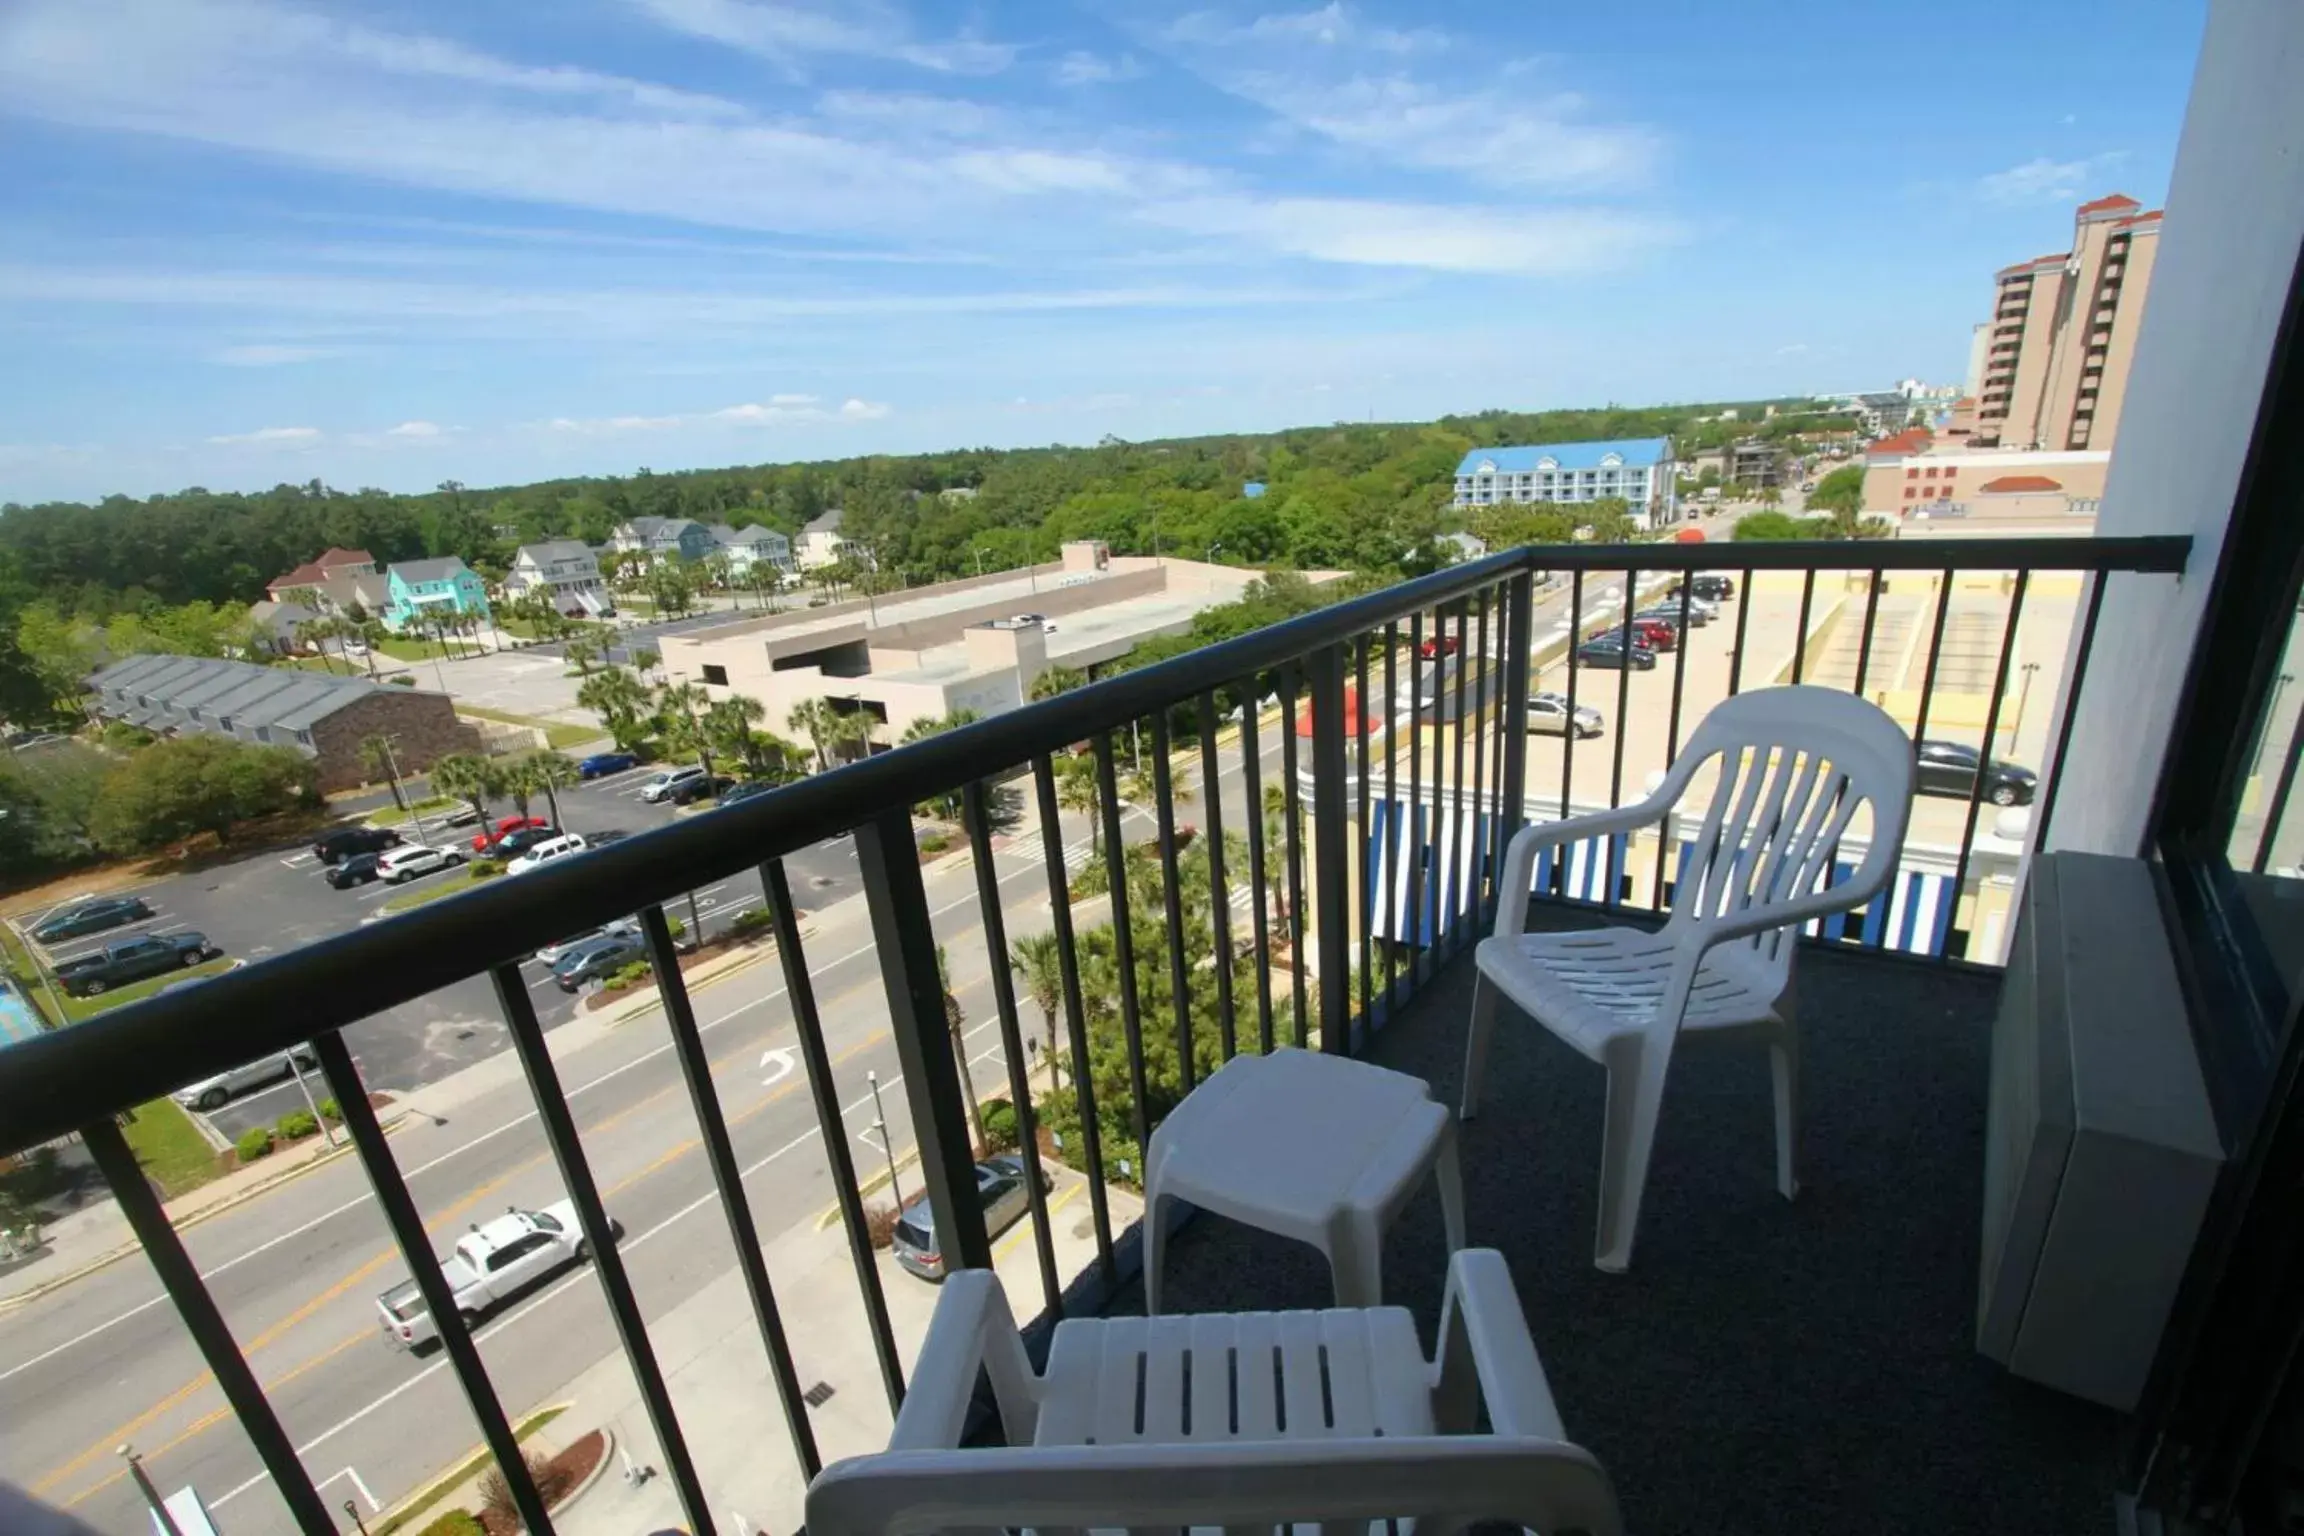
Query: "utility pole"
377 735 432 848
119 1445 181 1536
867 1070 902 1207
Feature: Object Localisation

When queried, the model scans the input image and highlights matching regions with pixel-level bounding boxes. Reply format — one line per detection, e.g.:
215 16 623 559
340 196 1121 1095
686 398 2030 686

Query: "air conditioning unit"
1976 852 2223 1410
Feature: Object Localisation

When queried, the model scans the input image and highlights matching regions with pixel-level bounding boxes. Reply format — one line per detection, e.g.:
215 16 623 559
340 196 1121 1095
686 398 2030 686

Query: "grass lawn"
120 1097 222 1198
379 866 506 916
453 705 603 752
60 955 237 1022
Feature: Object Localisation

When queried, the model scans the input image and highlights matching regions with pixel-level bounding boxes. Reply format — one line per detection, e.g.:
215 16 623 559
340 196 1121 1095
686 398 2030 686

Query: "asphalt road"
20 764 864 1140
0 727 1287 1536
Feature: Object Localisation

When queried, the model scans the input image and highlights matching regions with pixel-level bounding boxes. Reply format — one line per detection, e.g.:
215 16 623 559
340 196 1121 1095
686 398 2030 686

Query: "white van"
506 833 589 875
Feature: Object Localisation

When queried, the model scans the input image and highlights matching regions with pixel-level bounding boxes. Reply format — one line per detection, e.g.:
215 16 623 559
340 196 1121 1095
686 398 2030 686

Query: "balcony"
0 538 2190 1536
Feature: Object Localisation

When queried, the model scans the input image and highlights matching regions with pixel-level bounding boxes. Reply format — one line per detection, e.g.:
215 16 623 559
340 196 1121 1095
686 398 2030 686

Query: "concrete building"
1973 193 2164 452
84 655 481 793
1862 430 2110 520
658 541 1265 750
506 540 608 615
796 508 851 571
1451 438 1679 528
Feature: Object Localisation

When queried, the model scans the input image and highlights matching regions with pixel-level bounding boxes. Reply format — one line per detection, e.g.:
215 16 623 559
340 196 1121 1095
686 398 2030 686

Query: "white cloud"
546 414 681 434
769 392 818 405
213 343 330 366
628 0 1014 74
1167 4 1444 56
713 395 890 424
1977 154 2127 205
1775 342 1808 356
386 420 445 436
1055 51 1144 86
1143 196 1677 275
206 425 321 445
838 397 891 419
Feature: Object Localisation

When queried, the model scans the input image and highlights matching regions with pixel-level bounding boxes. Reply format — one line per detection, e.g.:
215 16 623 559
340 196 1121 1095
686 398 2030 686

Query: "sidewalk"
554 1166 1138 1536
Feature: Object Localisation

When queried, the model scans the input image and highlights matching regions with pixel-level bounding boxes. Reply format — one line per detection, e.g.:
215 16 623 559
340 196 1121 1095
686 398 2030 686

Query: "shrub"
101 722 156 751
602 960 652 992
477 1450 570 1530
412 1512 485 1536
235 1127 274 1162
664 914 686 942
468 858 505 877
980 1098 1020 1152
917 832 950 857
864 1202 902 1249
318 1098 341 1122
275 1110 318 1141
388 674 416 686
725 907 772 939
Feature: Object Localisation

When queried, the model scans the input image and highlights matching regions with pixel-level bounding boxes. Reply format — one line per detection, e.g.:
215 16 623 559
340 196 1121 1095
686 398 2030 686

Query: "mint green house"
382 557 492 633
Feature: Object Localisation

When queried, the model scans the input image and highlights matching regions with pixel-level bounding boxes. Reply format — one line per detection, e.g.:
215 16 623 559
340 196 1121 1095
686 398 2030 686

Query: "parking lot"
18 760 862 1140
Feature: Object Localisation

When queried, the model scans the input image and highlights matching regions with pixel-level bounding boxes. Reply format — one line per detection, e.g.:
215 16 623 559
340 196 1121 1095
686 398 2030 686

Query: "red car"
470 815 551 852
1626 617 1678 652
1416 634 1462 660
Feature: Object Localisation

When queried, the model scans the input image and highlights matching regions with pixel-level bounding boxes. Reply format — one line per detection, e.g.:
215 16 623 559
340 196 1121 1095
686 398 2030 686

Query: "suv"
377 843 465 884
312 825 402 864
890 1156 1048 1281
1668 574 1736 603
1625 617 1677 652
507 833 588 874
552 931 650 991
639 765 707 803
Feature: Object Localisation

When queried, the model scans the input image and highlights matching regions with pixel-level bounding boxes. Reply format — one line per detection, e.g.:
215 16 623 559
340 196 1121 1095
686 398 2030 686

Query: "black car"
717 778 778 809
30 895 154 944
1636 600 1710 628
1667 574 1737 603
1577 633 1658 671
1915 740 2038 806
312 825 402 865
325 851 385 889
481 825 562 859
669 774 735 806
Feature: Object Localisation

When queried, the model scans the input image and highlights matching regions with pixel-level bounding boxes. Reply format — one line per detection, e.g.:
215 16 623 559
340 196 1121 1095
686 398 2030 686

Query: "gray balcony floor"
1109 907 2123 1536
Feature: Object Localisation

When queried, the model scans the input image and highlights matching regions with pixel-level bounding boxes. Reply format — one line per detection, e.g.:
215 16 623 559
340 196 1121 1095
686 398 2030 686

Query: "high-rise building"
1972 193 2162 451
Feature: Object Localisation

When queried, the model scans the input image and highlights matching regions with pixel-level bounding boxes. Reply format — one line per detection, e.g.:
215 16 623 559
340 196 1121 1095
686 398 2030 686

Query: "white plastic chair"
1464 685 1915 1272
806 1248 1623 1536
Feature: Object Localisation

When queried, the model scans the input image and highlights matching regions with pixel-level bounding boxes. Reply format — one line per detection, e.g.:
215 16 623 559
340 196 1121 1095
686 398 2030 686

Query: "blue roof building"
1241 481 1267 499
1453 438 1681 528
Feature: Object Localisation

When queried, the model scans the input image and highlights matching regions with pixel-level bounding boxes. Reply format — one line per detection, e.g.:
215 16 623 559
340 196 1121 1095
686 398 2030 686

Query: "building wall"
1999 264 2069 447
304 691 482 794
1863 450 2111 513
2046 0 2304 860
2090 226 2159 455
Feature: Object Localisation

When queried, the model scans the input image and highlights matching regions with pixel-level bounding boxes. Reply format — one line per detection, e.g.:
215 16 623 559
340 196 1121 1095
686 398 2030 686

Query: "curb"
0 1105 409 1315
593 938 790 1025
816 1144 921 1230
549 1424 617 1520
363 1401 577 1535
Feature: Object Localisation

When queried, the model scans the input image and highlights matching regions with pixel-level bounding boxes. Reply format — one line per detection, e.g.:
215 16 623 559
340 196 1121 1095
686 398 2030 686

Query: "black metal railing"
0 535 2188 1536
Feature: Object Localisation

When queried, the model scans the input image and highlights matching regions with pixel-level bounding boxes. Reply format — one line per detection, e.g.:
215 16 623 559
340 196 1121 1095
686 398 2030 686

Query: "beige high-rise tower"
1972 193 2162 451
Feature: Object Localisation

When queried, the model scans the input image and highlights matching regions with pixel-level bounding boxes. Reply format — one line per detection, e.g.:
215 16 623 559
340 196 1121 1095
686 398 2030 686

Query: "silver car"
1527 691 1604 739
890 1156 1045 1281
173 1046 319 1111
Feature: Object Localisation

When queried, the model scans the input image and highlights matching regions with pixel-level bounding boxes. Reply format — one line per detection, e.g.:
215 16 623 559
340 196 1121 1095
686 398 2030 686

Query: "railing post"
1308 643 1354 1054
1499 570 1534 853
854 807 993 1272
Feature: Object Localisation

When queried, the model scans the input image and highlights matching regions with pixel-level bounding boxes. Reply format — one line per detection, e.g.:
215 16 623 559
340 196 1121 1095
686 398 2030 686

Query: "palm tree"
1055 753 1102 849
565 631 600 676
704 695 766 775
1028 664 1088 702
295 616 338 673
657 680 714 778
354 618 386 677
360 733 407 810
501 757 535 820
1008 932 1066 1093
523 750 580 826
429 753 497 828
576 666 653 751
936 944 987 1152
787 699 837 773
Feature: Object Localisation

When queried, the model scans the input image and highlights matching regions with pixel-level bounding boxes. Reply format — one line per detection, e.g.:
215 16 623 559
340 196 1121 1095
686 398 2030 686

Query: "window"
1904 486 1918 499
1907 468 1919 479
1925 467 1939 478
701 664 729 686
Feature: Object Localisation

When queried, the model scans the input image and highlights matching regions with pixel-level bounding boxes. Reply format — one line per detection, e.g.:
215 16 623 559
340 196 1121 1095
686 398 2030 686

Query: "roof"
2115 210 2165 231
1866 429 1934 458
248 599 320 628
1673 527 1708 543
269 561 328 590
1978 475 2065 493
391 556 473 584
710 523 785 547
517 540 593 563
1997 253 2072 279
316 547 374 569
1454 438 1672 476
2076 193 2142 217
803 508 845 533
85 654 440 743
621 516 701 539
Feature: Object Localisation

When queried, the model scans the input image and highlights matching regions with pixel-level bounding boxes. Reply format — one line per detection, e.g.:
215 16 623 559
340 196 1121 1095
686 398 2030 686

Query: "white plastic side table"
1143 1047 1465 1313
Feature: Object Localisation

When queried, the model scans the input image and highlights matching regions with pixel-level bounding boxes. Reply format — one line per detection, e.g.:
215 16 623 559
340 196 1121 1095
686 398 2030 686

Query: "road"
0 723 1288 1536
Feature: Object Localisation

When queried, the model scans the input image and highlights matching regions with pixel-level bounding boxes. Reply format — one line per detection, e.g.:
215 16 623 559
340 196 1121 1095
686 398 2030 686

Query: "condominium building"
1973 193 2163 452
1451 438 1679 528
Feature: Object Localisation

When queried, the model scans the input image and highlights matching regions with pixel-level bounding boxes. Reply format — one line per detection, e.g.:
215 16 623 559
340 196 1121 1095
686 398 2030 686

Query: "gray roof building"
390 556 474 585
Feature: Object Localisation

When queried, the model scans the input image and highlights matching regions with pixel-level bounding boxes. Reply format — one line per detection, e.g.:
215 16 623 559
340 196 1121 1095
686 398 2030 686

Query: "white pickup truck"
375 1202 605 1351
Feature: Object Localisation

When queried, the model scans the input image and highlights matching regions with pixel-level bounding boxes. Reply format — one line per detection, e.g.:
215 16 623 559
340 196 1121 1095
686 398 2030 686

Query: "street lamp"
866 1070 902 1207
1207 542 1224 566
2010 661 2042 753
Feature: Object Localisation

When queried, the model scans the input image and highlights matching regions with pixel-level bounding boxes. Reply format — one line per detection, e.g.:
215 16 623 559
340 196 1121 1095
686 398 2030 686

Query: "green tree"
428 752 499 828
576 667 654 751
1055 753 1102 851
936 944 987 1151
1807 464 1866 520
520 750 580 825
899 707 981 818
1008 931 1067 1093
786 698 869 772
360 733 407 809
1730 511 1807 542
1028 664 1087 702
88 736 317 853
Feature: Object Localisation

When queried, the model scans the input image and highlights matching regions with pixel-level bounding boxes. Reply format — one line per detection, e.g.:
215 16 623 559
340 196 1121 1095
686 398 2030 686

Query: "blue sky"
0 0 2205 503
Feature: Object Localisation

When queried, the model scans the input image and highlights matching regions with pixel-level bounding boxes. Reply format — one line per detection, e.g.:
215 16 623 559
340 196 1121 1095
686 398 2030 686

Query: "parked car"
56 931 218 996
480 824 562 859
377 844 466 884
577 751 638 780
536 916 642 966
470 815 550 852
506 833 588 875
1636 600 1711 629
586 828 632 848
890 1156 1051 1281
1576 633 1658 671
375 1202 615 1351
1526 691 1604 738
1625 617 1678 652
30 895 153 945
718 778 778 809
668 774 734 806
552 931 650 991
1416 633 1463 660
639 765 707 803
325 851 386 890
1667 574 1737 603
1915 740 2038 806
172 1045 318 1111
311 825 402 865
